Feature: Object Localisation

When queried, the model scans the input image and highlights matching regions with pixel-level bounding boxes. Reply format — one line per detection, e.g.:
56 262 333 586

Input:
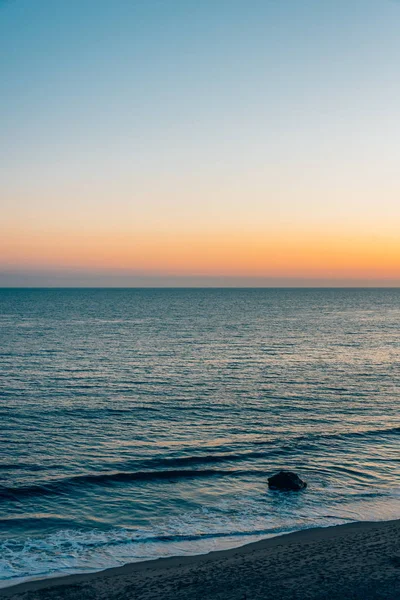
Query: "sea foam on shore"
2 520 400 600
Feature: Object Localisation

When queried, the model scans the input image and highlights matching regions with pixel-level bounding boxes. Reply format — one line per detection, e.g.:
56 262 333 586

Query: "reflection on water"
0 288 399 587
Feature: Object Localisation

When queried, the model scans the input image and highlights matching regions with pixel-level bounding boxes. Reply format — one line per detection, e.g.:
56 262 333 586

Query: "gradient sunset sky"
1 0 400 286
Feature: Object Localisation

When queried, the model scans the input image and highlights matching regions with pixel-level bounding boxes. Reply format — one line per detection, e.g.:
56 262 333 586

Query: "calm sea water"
0 288 399 588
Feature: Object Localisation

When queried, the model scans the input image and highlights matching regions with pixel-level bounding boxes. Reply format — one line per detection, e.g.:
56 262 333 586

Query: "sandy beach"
2 519 399 600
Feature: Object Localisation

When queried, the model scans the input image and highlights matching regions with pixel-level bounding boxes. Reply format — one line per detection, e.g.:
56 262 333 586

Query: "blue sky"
1 0 400 286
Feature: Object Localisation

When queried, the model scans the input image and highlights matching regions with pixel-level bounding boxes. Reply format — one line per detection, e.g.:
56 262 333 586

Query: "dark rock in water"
268 471 307 491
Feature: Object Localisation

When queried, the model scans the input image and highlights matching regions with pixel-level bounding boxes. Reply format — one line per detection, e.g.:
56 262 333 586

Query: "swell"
141 451 270 469
2 424 398 500
0 463 56 472
0 516 78 531
0 468 256 500
252 425 400 446
142 425 400 467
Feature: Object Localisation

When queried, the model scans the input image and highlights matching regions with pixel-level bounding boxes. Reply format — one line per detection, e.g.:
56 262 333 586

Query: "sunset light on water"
1 2 399 599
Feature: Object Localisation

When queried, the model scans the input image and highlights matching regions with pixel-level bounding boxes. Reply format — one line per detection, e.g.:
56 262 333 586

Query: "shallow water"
1 288 399 587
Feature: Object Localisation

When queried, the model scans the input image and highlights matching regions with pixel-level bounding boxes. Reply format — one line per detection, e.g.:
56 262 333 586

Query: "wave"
0 517 346 586
0 515 78 531
0 510 366 589
103 425 400 474
2 424 398 500
0 463 55 472
252 425 400 446
0 468 259 500
0 524 281 549
141 450 272 469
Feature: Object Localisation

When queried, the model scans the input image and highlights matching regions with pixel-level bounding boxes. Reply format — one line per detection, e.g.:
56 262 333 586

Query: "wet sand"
1 519 399 600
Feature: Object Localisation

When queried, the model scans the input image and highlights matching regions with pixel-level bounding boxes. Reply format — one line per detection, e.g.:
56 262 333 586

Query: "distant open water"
0 288 399 588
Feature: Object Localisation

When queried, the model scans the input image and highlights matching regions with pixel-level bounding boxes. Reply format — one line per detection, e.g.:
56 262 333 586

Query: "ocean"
0 288 399 588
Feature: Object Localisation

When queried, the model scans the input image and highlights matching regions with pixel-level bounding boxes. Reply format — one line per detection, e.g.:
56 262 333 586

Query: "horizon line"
1 285 399 290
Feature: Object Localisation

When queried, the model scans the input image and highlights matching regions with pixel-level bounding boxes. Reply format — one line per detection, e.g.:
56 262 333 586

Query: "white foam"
1 491 399 589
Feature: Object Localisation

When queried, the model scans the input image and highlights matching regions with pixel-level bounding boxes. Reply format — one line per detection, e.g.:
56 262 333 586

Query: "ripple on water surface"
0 288 399 587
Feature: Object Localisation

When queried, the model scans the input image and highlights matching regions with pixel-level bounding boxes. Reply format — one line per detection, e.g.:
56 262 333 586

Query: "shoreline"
1 519 399 599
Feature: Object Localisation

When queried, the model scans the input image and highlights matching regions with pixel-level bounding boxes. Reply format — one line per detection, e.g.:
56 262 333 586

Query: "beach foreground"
2 520 399 600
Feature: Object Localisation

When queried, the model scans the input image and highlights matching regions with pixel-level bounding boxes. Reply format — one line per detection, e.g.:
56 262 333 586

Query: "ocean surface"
0 288 399 588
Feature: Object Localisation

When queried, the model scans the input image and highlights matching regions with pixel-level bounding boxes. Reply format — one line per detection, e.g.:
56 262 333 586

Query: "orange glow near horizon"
2 226 399 281
2 1 400 286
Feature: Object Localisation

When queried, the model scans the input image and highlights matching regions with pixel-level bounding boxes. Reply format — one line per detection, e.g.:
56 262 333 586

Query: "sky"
1 0 400 287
